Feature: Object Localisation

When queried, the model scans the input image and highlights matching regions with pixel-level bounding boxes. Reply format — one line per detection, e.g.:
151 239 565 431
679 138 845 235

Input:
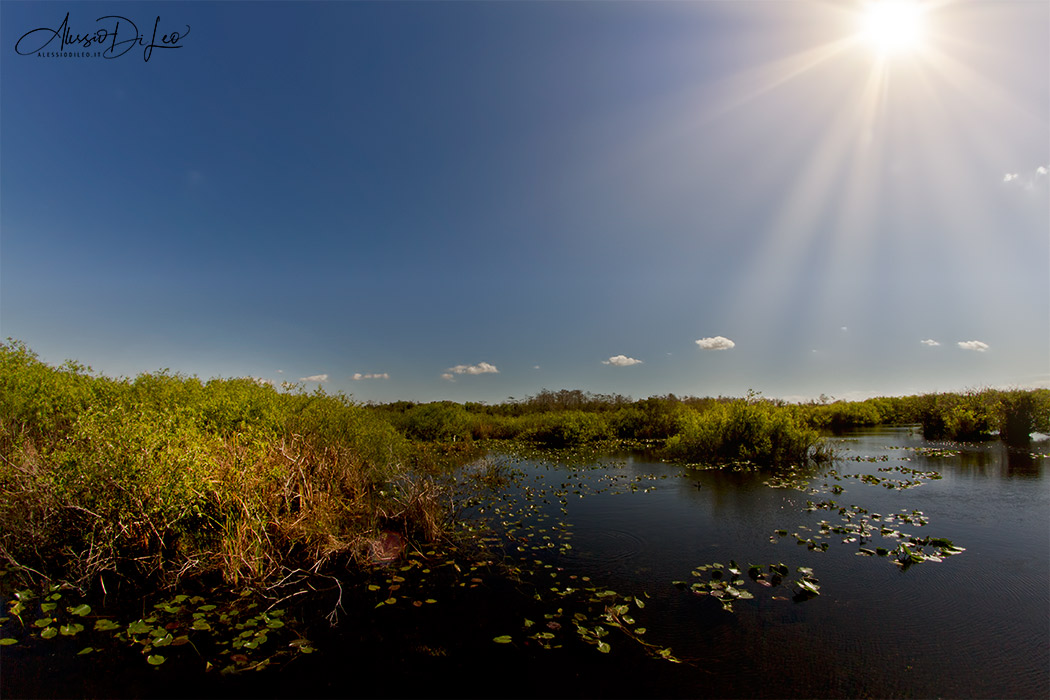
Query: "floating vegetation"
440 450 684 665
0 584 314 674
910 447 961 458
761 439 962 577
673 561 820 612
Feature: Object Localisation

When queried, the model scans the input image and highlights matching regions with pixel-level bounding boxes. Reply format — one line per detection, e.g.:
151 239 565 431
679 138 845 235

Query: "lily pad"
128 620 152 635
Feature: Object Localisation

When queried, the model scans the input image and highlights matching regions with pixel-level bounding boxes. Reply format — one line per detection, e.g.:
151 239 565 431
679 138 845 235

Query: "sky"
1 0 1047 404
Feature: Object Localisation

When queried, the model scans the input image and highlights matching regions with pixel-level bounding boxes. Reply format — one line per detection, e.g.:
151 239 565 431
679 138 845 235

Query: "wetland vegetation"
1 339 1047 697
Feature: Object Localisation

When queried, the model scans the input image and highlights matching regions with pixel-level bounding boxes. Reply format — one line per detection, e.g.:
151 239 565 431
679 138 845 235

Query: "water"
3 427 1047 698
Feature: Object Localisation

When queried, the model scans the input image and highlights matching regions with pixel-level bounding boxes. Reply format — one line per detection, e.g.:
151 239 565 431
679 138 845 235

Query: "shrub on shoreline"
0 341 439 592
662 393 828 468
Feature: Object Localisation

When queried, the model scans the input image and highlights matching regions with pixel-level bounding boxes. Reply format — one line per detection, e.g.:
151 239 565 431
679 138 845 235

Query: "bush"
393 401 476 443
919 390 997 441
997 389 1050 445
521 411 614 447
663 395 825 467
0 340 437 590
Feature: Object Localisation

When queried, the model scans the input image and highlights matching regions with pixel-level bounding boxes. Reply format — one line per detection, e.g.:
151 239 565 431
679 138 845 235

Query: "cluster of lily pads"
762 447 963 572
1 582 313 674
843 464 941 490
493 589 678 662
910 446 962 458
448 449 685 664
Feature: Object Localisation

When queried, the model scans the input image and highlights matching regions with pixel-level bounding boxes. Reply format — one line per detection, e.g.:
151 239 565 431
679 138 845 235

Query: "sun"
860 1 927 55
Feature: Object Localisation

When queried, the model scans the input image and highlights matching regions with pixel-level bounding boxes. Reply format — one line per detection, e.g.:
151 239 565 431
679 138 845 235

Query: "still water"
3 427 1047 698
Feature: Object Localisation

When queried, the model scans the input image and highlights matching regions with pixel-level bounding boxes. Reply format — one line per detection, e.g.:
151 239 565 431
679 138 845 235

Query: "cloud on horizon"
957 340 989 352
351 372 389 380
299 374 329 382
442 362 499 380
920 339 940 346
696 336 735 351
1003 166 1048 188
603 354 642 367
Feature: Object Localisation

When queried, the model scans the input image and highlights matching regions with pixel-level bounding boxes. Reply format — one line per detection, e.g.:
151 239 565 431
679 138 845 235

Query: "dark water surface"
3 427 1047 698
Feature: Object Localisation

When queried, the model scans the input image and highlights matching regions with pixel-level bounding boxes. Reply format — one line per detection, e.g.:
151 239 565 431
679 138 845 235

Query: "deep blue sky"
2 1 1047 403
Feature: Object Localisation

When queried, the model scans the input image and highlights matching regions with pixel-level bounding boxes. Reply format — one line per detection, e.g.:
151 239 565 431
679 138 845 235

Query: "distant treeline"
1 340 1046 591
374 386 1050 447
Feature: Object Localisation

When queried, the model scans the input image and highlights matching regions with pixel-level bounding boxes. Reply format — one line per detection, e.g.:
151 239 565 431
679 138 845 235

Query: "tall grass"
0 340 442 591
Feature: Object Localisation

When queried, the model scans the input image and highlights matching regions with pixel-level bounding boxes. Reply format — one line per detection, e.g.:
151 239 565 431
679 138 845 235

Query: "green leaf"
77 646 95 655
94 619 121 632
493 635 513 644
40 627 58 639
40 603 58 613
0 638 17 646
266 619 284 629
33 617 52 628
59 624 84 636
128 619 152 635
796 579 820 595
147 655 166 666
597 642 611 653
70 604 92 617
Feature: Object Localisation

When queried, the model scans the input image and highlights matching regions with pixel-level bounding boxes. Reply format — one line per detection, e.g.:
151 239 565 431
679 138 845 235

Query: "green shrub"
663 395 824 467
0 341 436 589
521 411 614 447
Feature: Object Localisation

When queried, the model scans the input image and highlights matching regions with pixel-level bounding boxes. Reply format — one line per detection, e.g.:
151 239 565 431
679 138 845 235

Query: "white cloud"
840 326 848 332
602 354 643 367
351 372 389 380
533 365 540 370
445 361 499 376
696 336 735 351
441 373 455 381
957 340 989 352
299 374 329 382
920 339 940 346
1003 167 1049 188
